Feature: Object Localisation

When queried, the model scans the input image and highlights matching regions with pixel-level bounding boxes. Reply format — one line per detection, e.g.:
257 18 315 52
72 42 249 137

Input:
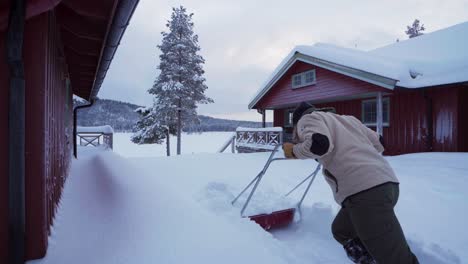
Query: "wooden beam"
64 46 99 65
60 0 113 20
56 5 107 41
60 30 102 55
262 110 266 128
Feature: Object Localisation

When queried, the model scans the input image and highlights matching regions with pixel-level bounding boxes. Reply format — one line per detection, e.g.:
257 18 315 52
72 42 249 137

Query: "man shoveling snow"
282 102 419 264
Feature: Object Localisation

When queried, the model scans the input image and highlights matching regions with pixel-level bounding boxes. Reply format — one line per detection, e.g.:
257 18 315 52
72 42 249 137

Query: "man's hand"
282 143 296 159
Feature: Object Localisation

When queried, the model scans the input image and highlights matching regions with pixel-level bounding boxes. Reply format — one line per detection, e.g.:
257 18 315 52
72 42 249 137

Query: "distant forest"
74 98 271 132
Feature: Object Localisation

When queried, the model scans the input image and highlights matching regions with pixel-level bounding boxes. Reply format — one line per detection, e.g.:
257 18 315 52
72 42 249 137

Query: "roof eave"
88 0 139 101
249 52 398 109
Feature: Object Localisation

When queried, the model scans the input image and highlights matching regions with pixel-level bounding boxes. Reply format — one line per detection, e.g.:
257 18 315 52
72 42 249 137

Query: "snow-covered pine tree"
131 107 166 145
405 19 425 38
149 6 213 155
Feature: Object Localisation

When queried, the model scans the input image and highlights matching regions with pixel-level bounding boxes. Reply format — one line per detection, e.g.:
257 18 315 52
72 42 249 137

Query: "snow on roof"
77 125 114 134
249 22 468 109
371 21 468 88
73 95 87 103
295 44 408 81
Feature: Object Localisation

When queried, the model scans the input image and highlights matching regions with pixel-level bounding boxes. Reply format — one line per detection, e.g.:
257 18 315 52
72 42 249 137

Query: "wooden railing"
235 127 283 152
218 133 236 153
77 126 114 149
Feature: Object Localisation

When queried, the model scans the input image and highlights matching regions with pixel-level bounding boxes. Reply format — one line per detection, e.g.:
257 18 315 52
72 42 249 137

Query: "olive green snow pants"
332 183 419 264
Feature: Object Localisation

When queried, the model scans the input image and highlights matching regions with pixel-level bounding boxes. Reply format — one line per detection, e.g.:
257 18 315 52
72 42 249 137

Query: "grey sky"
98 0 468 121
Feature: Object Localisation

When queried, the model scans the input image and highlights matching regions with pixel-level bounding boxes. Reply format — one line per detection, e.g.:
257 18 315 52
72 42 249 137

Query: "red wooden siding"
273 109 285 128
24 13 49 260
255 61 388 109
0 11 73 262
26 11 73 260
459 87 468 152
429 87 459 152
0 30 9 263
274 87 463 155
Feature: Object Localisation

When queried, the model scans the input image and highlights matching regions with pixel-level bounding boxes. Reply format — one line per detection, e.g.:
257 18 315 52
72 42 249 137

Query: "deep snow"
29 133 468 264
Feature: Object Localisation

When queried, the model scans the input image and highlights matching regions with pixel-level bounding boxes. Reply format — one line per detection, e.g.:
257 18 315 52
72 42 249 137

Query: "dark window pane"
305 71 315 84
292 75 302 87
362 98 390 125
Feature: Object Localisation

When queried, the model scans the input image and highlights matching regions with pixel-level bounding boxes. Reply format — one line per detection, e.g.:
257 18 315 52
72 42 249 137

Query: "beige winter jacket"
292 111 399 204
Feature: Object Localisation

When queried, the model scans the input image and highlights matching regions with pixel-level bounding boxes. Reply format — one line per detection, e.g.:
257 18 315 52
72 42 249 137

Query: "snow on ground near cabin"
113 132 234 158
77 125 114 134
30 133 468 264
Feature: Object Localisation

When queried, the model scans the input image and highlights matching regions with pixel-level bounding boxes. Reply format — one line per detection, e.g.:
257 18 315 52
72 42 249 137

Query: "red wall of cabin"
0 11 73 262
459 87 468 152
0 29 9 263
273 86 463 155
429 86 459 152
255 61 388 109
24 13 49 260
25 11 73 260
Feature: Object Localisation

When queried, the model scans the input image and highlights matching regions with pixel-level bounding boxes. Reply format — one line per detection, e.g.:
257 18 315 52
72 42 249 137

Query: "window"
284 109 295 127
362 98 390 126
291 70 316 89
292 74 302 87
305 70 316 84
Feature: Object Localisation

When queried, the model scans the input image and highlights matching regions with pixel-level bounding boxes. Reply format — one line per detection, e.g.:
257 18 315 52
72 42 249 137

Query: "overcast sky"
98 0 468 121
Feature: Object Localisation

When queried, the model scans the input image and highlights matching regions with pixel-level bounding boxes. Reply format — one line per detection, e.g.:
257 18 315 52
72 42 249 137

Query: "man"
283 102 419 264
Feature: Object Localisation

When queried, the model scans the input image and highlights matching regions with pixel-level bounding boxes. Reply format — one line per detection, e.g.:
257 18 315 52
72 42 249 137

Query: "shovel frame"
232 144 321 224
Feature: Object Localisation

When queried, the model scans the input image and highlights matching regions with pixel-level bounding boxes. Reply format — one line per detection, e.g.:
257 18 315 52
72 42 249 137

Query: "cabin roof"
0 0 139 102
249 21 468 109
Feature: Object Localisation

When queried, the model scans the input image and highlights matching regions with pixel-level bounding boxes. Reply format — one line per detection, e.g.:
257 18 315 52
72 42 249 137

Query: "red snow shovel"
231 145 321 230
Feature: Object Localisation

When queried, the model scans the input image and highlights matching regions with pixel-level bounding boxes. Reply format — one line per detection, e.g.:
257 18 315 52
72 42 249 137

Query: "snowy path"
29 148 467 264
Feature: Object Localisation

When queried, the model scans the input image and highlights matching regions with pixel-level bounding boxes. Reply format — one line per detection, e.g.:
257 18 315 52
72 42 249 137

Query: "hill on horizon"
74 98 270 132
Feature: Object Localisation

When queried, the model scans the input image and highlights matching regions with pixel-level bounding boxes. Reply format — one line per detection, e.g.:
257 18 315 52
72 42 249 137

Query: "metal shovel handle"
232 145 287 217
232 144 321 219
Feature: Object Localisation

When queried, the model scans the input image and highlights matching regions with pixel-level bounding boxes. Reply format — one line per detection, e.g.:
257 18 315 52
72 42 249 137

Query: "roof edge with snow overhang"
249 22 468 110
248 51 398 109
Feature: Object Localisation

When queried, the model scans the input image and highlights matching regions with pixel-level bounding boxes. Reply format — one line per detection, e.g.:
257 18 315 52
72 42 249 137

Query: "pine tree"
148 6 213 155
131 107 166 145
405 19 425 38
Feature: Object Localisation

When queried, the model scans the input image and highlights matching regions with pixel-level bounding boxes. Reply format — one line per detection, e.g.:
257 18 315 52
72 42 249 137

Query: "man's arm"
349 116 384 153
292 114 334 159
365 126 385 153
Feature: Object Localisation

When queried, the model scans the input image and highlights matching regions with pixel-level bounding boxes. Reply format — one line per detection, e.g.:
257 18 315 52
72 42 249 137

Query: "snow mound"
31 150 297 264
31 144 468 264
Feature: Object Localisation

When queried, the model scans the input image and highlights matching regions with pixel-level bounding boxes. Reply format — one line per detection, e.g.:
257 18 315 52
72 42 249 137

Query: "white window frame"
291 69 316 89
361 98 390 127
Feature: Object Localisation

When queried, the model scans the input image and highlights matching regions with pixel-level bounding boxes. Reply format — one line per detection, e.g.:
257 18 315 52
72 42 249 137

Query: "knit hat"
292 102 316 125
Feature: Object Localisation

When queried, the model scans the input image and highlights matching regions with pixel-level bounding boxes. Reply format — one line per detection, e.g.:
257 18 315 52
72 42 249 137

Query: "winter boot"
343 238 377 264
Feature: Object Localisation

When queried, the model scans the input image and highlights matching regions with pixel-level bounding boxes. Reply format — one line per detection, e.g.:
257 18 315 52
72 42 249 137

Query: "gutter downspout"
6 0 26 263
73 100 94 158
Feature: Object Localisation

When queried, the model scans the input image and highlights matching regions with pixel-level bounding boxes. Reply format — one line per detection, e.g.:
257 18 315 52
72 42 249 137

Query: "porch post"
376 92 383 136
262 110 266 128
257 109 266 128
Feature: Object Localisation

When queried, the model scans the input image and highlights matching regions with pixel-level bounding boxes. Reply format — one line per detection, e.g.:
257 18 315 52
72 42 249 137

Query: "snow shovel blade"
248 208 295 230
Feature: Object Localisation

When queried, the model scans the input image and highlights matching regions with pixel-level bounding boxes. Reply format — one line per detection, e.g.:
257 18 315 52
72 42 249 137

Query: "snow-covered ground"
30 132 467 264
113 132 234 158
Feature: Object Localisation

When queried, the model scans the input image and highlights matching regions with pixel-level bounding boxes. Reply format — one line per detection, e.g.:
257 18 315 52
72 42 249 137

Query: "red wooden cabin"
249 22 468 155
0 0 138 262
